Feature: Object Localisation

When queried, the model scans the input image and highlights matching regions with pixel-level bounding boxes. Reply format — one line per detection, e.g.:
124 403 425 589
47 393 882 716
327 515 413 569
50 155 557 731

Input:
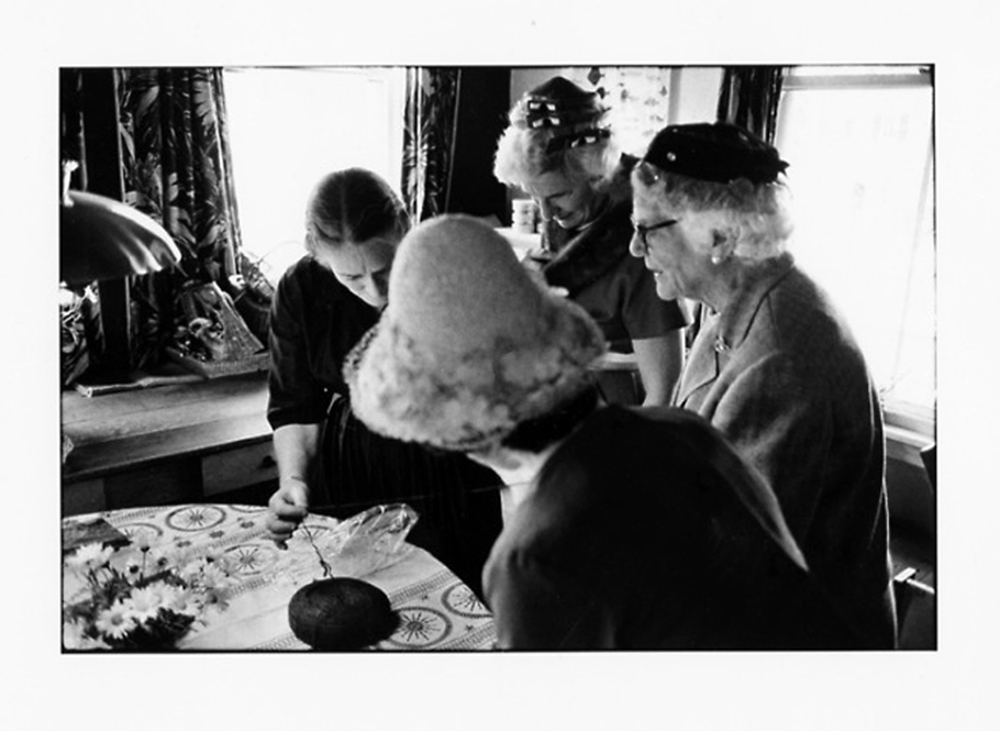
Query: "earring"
711 230 731 265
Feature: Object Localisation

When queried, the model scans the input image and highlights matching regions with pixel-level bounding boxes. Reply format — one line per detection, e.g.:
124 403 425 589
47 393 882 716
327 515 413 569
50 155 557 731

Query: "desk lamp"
59 167 184 424
60 188 181 286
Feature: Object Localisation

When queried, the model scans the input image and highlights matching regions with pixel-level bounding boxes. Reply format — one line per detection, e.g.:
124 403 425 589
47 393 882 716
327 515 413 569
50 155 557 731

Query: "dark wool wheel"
288 578 399 650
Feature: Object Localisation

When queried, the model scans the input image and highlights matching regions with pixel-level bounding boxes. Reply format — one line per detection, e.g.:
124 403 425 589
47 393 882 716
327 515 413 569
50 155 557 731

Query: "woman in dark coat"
629 123 897 647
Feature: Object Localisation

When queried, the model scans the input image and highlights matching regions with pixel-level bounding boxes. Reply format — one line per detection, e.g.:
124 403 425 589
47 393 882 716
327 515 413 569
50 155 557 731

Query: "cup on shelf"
511 199 537 234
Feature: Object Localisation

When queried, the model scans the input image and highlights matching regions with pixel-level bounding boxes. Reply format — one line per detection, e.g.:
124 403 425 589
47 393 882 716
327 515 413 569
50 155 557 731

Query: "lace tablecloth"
62 504 496 651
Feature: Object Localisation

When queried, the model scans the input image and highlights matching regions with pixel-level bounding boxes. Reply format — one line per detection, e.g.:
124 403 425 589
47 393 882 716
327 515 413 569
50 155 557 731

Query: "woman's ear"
710 226 739 265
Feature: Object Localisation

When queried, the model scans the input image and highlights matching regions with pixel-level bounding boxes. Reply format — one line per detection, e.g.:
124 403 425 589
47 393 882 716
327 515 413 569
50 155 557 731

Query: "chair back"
920 443 936 491
893 567 936 649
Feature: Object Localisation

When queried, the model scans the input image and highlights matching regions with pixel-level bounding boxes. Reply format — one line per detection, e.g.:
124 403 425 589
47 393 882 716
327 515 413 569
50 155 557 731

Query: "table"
62 504 496 651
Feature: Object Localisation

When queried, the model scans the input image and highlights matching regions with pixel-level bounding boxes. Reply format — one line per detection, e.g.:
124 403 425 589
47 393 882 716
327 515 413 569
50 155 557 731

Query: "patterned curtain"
716 66 786 143
60 70 103 383
401 68 460 222
116 68 245 367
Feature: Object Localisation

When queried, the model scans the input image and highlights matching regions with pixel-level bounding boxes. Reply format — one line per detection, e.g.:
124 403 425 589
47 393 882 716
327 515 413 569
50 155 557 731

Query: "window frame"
776 65 936 458
221 65 407 283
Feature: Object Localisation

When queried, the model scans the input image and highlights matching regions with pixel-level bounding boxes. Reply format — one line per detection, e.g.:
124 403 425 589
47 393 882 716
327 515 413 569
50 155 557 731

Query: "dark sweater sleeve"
485 545 616 649
266 263 333 430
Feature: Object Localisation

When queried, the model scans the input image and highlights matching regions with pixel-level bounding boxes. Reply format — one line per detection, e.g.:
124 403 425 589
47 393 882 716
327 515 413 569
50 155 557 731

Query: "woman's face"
313 236 398 310
629 193 715 302
524 171 595 230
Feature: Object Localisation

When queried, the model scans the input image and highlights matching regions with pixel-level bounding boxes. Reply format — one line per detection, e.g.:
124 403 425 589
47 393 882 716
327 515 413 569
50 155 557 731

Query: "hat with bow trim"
515 76 612 154
344 215 607 452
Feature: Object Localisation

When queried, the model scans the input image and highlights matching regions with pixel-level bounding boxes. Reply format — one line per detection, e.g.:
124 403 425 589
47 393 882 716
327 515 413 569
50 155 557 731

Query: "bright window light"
775 66 934 423
222 67 405 282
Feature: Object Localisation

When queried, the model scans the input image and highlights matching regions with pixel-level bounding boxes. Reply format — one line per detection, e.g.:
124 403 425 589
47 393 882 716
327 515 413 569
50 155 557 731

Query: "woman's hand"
266 477 311 548
269 423 321 547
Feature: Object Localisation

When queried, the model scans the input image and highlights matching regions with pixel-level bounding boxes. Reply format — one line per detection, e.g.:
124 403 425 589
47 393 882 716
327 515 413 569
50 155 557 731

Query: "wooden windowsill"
61 372 272 483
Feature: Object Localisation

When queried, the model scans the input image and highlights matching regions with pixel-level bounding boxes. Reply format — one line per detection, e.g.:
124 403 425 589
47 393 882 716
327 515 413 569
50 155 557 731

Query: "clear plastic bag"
271 503 420 586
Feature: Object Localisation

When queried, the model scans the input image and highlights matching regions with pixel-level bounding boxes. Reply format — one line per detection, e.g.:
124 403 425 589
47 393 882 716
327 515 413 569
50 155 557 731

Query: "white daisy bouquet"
62 538 238 651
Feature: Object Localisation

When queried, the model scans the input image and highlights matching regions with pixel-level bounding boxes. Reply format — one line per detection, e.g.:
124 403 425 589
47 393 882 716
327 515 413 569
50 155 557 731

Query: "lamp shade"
60 190 181 285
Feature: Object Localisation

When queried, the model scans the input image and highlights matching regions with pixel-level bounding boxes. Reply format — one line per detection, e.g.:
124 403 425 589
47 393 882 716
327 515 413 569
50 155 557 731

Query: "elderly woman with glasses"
493 76 688 406
628 122 897 648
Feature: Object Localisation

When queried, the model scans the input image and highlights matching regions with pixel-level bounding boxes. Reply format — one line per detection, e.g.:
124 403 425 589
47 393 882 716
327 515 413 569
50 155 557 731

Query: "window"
222 66 406 282
774 66 934 431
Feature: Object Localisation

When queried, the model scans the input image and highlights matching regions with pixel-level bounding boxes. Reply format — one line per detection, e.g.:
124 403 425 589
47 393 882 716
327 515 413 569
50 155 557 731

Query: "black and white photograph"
3 1 997 729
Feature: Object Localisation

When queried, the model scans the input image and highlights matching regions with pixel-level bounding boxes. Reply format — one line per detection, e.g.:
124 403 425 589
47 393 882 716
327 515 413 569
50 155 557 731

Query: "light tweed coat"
675 253 897 648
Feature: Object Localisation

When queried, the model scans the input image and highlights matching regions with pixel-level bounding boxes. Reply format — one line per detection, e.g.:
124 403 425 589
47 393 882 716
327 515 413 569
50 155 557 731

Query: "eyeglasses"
631 218 677 250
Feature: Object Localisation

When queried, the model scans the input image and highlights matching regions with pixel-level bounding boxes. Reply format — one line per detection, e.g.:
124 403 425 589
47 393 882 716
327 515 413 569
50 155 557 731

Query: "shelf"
61 372 271 483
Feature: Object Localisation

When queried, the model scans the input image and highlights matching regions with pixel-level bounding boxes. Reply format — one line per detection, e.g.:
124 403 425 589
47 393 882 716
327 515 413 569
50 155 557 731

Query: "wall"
447 67 511 221
667 67 725 124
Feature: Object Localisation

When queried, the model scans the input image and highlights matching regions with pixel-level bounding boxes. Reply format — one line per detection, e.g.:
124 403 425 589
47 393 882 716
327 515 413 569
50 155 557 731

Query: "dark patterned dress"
267 256 502 597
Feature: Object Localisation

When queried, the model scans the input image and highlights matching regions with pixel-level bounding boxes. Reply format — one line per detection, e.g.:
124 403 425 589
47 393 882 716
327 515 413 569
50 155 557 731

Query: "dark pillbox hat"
642 122 789 185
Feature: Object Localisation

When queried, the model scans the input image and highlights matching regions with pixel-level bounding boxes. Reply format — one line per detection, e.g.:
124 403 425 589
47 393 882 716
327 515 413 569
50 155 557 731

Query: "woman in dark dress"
264 168 501 595
493 76 689 406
